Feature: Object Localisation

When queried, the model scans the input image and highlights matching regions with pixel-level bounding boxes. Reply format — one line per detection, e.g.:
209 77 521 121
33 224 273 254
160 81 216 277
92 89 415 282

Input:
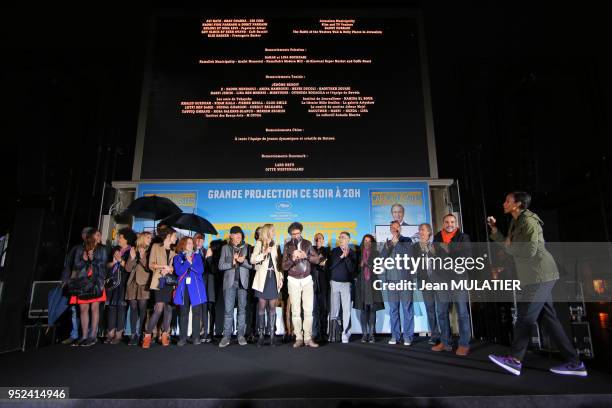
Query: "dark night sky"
1 1 610 249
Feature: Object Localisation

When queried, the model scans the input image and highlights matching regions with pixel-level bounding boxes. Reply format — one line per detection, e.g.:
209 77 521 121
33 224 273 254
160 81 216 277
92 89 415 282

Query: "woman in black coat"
105 227 136 344
353 234 385 343
195 233 217 343
312 233 331 342
69 229 107 347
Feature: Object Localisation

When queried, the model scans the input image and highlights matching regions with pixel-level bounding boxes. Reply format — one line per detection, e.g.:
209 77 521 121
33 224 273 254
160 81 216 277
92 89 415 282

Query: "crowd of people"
60 191 587 377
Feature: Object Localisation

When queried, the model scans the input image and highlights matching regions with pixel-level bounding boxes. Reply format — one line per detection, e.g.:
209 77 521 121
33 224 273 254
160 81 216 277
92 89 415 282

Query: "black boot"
268 313 277 346
257 314 266 347
128 334 139 346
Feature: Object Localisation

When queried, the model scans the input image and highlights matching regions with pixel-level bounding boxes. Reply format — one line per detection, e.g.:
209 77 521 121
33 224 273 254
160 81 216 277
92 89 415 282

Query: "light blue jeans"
386 282 414 342
388 299 414 342
223 281 247 337
70 305 80 339
437 289 471 347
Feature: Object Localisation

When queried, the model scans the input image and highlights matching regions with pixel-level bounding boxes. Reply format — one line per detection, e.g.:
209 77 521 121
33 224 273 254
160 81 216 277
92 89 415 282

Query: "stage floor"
1 337 611 406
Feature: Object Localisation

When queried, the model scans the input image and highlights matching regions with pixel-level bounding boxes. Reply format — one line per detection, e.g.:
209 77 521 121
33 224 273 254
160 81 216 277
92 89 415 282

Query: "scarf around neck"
441 229 459 244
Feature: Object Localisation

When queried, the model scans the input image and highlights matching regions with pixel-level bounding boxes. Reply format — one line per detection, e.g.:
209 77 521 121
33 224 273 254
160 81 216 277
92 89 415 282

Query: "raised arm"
218 246 234 272
282 245 295 271
73 247 88 272
240 246 253 269
490 228 506 243
380 240 393 258
307 244 322 264
329 248 343 271
148 245 163 271
125 249 137 272
346 249 357 278
250 241 265 265
173 254 190 277
192 254 205 275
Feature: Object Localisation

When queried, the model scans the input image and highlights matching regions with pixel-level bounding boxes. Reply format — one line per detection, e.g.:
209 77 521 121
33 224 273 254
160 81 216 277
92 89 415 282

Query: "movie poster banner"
133 180 431 334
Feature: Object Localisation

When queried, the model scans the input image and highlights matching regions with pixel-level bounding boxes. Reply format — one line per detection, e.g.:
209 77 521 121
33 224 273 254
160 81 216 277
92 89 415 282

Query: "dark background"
0 1 610 360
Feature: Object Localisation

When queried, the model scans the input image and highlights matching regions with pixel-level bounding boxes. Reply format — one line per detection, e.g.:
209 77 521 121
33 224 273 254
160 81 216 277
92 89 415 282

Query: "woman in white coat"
250 223 284 346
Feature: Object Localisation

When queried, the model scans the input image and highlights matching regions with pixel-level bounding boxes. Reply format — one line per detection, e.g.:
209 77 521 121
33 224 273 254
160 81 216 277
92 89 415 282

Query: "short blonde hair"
259 224 275 247
136 232 151 250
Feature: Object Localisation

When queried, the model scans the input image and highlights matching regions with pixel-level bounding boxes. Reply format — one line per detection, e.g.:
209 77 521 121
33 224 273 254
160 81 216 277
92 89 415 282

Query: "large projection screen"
133 7 437 180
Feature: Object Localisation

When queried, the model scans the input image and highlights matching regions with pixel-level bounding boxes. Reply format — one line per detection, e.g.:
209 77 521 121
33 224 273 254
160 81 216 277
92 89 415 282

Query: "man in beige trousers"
282 222 322 348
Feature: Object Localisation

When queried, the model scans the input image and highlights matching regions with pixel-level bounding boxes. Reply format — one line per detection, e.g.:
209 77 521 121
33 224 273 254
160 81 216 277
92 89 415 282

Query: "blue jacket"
172 252 207 306
329 247 357 283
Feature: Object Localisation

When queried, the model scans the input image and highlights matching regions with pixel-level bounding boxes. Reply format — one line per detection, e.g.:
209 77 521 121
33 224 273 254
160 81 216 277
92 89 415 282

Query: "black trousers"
359 305 377 335
511 279 578 363
207 302 216 336
179 289 202 342
312 284 329 339
245 289 257 337
198 302 211 337
107 304 126 332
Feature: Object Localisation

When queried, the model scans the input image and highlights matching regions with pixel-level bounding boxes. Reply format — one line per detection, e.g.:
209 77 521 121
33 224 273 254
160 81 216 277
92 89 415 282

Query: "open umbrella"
119 195 182 221
48 286 69 326
160 212 218 235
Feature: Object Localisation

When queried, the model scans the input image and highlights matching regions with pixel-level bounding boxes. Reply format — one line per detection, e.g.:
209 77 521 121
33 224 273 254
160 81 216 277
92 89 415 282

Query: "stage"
1 337 611 407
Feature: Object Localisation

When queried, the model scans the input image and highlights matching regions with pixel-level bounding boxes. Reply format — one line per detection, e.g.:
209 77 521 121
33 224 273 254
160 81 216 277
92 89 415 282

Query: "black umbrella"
120 195 182 221
160 212 218 235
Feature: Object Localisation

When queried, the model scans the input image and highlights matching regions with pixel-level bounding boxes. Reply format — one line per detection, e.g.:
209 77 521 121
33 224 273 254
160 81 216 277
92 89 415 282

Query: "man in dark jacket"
218 226 253 348
311 233 330 342
329 231 357 344
60 226 92 345
380 221 415 345
431 214 472 356
245 227 260 342
282 222 322 348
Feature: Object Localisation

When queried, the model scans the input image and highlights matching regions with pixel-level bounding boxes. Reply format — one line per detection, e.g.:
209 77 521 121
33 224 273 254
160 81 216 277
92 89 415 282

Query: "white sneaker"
342 334 349 344
404 340 412 346
388 338 397 345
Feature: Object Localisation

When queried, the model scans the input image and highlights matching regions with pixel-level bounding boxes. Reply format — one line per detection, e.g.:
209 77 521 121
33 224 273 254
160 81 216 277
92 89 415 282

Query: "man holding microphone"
380 221 415 346
329 231 357 344
282 222 322 348
487 191 587 377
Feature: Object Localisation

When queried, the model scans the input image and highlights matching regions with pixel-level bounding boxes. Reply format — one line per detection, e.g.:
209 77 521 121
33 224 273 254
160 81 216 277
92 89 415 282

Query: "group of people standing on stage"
60 191 587 377
60 217 471 354
62 226 215 348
